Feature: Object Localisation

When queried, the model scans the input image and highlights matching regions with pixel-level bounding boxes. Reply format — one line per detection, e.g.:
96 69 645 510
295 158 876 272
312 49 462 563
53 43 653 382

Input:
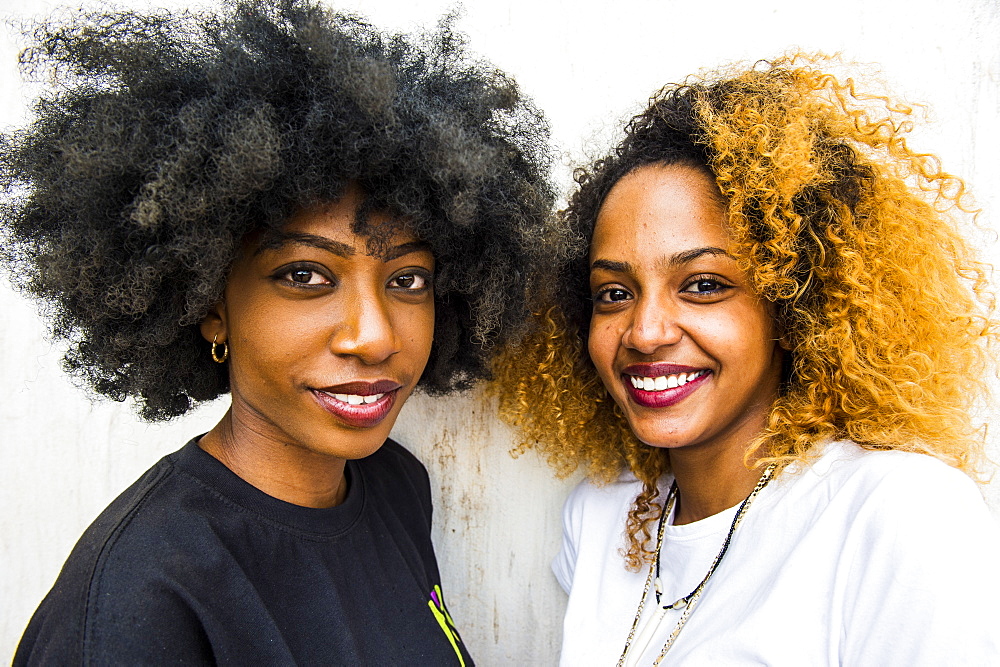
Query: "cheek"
587 318 619 378
714 305 779 366
229 321 303 391
400 302 435 360
233 302 316 355
226 291 334 385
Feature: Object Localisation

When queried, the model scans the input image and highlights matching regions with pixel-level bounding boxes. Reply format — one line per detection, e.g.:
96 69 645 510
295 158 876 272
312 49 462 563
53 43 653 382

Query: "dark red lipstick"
311 379 403 428
621 363 710 409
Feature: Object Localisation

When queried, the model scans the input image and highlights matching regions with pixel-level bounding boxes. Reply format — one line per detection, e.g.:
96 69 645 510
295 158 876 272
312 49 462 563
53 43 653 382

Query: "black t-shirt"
14 438 473 666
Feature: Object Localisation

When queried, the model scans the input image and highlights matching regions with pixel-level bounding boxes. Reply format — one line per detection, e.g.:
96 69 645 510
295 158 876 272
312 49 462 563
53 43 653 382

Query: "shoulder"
562 472 645 527
59 450 187 580
563 474 642 558
553 472 648 591
788 440 1000 557
805 440 986 512
80 441 233 576
15 446 210 663
801 444 1000 661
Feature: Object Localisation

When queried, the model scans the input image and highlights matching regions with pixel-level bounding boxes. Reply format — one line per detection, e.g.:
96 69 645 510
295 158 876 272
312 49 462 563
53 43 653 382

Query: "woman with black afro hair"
2 0 559 663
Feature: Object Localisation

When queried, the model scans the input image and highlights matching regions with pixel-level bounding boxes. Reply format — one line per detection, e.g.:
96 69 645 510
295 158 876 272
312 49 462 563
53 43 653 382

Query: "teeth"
629 370 706 392
329 392 385 405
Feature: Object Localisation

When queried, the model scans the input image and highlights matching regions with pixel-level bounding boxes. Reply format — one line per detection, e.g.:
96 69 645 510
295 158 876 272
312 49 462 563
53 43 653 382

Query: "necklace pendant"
625 604 671 667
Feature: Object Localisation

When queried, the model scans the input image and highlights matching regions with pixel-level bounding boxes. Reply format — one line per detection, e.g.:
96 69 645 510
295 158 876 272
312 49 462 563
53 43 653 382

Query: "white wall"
2 0 998 663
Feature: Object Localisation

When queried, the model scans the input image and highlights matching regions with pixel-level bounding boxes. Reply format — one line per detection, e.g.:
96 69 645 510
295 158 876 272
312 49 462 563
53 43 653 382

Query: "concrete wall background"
2 0 998 663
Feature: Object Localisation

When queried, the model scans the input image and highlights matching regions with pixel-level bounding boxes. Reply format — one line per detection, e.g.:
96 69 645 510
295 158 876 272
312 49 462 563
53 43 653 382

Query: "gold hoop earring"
211 334 229 363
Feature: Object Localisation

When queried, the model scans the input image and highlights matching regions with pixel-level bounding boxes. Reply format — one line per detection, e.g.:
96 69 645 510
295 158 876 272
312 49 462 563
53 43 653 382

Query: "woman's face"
203 187 435 461
587 163 784 456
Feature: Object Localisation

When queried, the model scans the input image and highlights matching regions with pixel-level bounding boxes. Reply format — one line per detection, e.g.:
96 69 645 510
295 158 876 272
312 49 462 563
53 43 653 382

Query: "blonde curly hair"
494 54 997 570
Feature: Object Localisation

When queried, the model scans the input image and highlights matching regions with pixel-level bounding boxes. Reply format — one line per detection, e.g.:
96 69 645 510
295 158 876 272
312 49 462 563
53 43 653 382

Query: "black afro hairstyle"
0 0 559 421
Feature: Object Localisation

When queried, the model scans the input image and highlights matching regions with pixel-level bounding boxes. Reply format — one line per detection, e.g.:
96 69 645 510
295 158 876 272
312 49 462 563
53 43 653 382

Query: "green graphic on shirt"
428 584 465 666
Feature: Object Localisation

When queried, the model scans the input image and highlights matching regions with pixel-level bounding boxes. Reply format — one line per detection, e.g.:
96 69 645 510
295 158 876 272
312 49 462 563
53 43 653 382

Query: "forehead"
592 163 728 257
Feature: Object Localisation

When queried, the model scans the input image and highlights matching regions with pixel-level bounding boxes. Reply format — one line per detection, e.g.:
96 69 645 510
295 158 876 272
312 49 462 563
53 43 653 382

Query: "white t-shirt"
553 440 1000 666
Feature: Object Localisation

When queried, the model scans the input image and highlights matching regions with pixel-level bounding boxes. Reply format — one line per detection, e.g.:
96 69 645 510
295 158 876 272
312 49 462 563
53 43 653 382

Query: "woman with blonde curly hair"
496 55 1000 664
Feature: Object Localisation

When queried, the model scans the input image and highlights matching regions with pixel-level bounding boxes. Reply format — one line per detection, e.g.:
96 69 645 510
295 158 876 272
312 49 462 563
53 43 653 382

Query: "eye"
593 286 633 304
388 270 432 292
273 263 332 287
681 275 733 296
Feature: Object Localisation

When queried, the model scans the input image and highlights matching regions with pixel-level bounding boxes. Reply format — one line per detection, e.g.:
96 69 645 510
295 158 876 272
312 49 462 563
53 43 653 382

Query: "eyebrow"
590 258 633 273
384 240 433 261
256 232 355 257
590 246 732 273
255 232 432 261
668 246 731 266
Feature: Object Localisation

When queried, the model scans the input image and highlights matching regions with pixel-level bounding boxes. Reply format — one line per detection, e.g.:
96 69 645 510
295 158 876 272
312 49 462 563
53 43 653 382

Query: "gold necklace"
616 463 777 667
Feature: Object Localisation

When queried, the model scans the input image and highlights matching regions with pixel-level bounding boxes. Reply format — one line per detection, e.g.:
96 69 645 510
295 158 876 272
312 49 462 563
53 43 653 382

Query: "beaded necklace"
616 463 777 666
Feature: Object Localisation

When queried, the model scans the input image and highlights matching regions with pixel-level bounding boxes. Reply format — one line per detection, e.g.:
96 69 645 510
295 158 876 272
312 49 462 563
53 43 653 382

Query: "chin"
625 418 701 451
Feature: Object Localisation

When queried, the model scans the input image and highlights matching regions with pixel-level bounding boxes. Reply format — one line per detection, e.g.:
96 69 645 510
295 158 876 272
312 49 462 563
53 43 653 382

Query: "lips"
621 363 710 408
311 379 403 429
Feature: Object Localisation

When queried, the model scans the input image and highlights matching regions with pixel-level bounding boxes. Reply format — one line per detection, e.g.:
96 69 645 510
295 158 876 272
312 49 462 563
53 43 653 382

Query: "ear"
199 299 227 344
765 300 792 351
775 327 793 352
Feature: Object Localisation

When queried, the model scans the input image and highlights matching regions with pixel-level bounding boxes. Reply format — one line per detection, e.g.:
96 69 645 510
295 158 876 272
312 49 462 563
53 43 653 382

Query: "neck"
668 444 763 525
198 409 348 509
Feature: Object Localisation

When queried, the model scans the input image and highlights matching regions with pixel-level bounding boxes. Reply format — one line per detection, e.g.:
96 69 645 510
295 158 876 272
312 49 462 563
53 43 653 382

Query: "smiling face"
201 186 435 464
587 163 784 458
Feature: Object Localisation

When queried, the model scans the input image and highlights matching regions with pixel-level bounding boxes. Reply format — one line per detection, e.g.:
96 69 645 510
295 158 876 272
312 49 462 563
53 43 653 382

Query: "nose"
328 292 402 364
621 295 683 354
